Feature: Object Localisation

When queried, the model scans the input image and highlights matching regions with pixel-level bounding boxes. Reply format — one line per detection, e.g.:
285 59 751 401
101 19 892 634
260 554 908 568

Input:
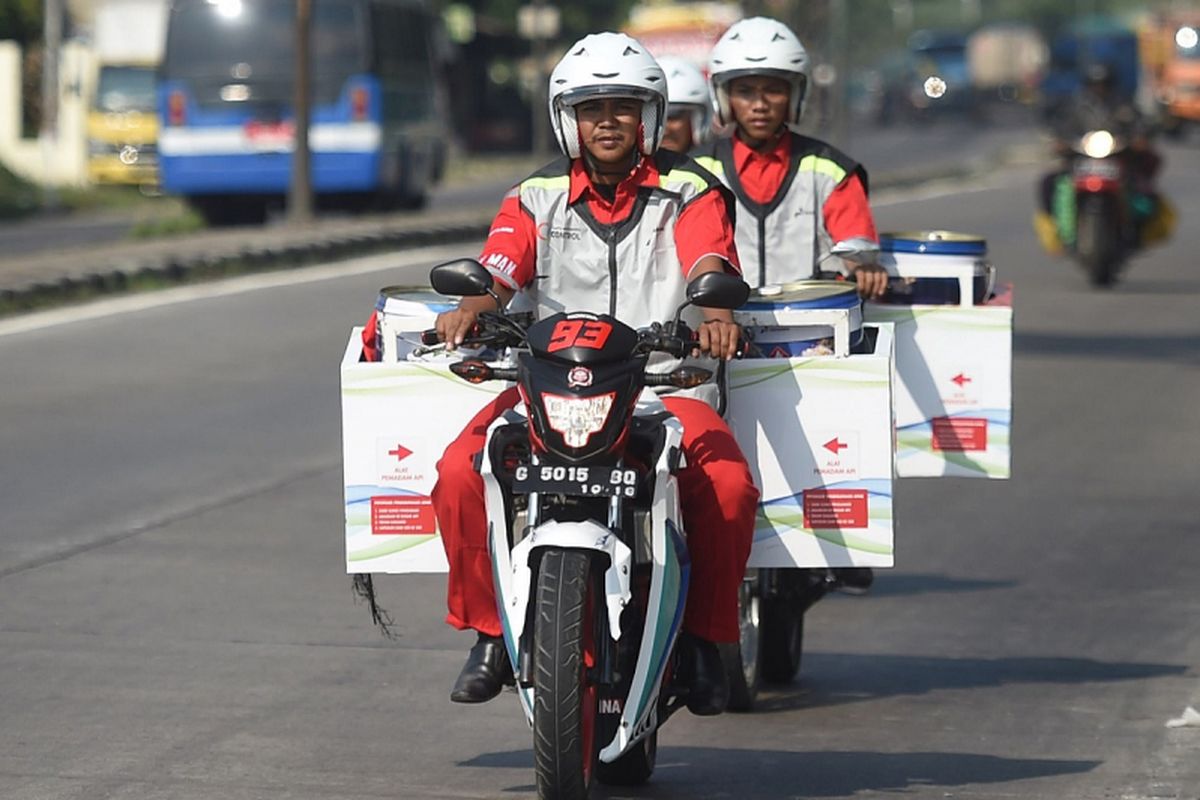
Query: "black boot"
680 634 729 716
450 633 513 703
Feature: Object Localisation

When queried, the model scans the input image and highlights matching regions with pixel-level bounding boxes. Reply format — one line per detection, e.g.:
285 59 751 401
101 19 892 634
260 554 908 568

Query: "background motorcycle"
426 259 748 799
1058 129 1136 287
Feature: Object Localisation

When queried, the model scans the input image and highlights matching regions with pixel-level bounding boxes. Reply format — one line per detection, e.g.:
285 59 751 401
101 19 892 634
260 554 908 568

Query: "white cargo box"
864 243 1014 479
342 314 897 573
727 316 896 569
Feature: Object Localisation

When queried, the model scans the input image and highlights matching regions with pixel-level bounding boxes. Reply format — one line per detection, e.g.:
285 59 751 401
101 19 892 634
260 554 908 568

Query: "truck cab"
86 0 167 188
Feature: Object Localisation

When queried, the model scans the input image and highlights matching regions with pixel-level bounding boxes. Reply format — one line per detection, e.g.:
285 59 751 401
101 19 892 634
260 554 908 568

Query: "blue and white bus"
159 0 447 224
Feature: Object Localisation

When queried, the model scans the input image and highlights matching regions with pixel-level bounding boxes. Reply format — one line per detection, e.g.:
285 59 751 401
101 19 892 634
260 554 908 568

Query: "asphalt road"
0 141 1198 799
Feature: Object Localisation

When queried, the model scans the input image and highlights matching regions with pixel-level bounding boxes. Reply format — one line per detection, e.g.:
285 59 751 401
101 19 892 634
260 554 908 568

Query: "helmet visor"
555 84 660 109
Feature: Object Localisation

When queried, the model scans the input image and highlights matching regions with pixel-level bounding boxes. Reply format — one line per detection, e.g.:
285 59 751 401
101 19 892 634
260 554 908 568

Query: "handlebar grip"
420 328 440 345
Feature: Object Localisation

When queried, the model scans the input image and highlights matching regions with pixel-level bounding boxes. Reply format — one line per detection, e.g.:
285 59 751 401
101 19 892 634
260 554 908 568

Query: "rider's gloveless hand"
852 263 889 300
436 308 480 350
697 318 742 361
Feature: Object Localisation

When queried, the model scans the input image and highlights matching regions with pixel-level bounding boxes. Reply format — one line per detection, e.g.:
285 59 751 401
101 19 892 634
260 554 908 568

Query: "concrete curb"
0 145 1046 319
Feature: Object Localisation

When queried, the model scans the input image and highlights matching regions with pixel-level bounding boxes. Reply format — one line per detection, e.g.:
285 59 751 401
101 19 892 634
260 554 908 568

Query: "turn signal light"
667 366 713 388
450 360 494 384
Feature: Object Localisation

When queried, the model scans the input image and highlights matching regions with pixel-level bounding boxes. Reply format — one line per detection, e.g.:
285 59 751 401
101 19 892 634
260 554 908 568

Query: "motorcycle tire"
532 548 600 800
596 730 657 786
760 596 805 684
725 572 763 711
1077 201 1119 288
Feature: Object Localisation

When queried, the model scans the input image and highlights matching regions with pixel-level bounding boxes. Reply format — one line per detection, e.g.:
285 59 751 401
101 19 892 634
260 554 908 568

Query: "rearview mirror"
430 259 493 297
685 271 750 309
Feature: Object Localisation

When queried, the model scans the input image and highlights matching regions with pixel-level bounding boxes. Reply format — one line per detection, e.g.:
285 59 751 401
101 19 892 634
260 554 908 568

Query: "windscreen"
95 66 157 113
163 0 365 106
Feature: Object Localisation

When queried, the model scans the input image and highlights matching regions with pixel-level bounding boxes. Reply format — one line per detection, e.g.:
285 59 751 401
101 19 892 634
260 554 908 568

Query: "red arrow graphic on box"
951 373 972 387
387 444 413 462
823 437 848 454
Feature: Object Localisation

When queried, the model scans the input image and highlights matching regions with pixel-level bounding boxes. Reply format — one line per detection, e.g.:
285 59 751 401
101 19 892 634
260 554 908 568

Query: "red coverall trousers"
432 387 760 644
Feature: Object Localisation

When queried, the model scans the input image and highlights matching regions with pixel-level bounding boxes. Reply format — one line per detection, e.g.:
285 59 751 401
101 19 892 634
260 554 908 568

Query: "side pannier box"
730 282 896 569
864 231 1014 479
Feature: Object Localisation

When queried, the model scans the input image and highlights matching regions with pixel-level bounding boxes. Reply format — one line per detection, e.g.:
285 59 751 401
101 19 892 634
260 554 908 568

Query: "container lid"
375 286 457 315
744 280 860 310
880 230 987 256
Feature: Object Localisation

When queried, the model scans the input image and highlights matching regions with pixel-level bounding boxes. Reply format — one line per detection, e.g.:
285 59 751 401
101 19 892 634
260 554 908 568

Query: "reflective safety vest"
693 133 867 288
514 152 729 330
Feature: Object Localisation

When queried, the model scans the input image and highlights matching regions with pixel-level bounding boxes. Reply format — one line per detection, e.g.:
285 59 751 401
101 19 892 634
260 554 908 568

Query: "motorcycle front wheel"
533 548 600 800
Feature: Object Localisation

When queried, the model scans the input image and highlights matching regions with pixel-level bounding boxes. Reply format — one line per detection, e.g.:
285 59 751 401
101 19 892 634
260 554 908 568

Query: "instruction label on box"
931 417 988 452
803 489 869 529
370 496 436 535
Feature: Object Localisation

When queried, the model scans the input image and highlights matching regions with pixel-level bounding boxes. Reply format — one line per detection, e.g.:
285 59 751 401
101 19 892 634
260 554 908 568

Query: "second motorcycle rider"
431 33 759 716
693 17 889 299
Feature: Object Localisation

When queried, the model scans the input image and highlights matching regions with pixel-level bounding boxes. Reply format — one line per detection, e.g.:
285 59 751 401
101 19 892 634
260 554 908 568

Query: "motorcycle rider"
692 17 889 301
658 55 713 153
430 33 760 715
1038 62 1162 224
693 16 882 591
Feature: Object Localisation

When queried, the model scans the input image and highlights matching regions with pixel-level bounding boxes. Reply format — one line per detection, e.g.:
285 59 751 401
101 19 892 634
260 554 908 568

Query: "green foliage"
0 0 42 45
0 162 40 219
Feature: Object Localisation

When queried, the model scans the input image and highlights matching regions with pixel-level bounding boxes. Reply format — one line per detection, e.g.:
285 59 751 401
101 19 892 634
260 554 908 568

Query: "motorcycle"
425 258 749 798
1056 128 1139 287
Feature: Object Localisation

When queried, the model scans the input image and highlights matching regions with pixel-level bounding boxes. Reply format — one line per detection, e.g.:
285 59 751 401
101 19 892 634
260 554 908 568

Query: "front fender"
510 519 632 644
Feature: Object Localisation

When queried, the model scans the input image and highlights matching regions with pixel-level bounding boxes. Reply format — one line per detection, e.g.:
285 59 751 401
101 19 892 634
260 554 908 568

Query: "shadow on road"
752 653 1188 714
861 571 1019 597
462 747 1099 798
1015 331 1200 364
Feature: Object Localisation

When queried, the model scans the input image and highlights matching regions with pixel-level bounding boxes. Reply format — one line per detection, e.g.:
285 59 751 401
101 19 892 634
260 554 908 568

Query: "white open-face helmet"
548 32 667 159
657 55 714 145
708 17 811 128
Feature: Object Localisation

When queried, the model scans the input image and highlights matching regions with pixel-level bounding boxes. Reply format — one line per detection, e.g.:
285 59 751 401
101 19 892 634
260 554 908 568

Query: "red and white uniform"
433 150 759 644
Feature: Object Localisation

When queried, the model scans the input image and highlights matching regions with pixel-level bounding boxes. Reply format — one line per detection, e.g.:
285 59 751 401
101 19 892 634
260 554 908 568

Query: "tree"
0 0 41 45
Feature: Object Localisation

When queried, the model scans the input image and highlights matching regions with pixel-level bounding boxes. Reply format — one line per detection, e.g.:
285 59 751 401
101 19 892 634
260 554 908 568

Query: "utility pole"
40 0 63 199
531 0 549 156
828 0 850 148
290 0 314 223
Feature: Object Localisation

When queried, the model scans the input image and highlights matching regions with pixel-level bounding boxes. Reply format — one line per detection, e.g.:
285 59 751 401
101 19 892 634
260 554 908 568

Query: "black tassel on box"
351 573 397 640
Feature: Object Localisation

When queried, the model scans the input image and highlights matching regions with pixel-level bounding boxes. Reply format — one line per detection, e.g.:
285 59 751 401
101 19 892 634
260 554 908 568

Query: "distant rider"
1039 62 1161 220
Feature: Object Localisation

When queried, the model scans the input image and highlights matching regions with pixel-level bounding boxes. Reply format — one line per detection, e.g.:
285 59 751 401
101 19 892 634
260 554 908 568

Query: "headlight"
1081 130 1115 159
541 392 614 449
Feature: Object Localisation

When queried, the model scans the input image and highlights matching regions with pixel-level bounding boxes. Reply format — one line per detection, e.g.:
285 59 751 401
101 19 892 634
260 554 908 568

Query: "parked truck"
87 0 168 188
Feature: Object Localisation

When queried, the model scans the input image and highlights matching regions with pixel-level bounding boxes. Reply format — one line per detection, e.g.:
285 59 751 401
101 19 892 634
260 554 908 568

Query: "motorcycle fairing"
601 412 689 764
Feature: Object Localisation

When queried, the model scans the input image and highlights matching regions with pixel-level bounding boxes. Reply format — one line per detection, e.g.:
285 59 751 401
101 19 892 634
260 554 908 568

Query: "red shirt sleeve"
477 189 538 290
822 173 878 243
674 188 742 277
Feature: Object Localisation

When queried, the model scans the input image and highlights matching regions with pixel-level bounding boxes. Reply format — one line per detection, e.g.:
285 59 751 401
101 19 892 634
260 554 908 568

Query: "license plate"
1074 159 1120 180
512 464 638 498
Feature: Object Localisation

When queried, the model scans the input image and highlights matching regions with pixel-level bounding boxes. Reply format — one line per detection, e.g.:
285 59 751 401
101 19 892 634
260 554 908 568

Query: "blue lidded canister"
878 231 995 305
742 280 863 357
